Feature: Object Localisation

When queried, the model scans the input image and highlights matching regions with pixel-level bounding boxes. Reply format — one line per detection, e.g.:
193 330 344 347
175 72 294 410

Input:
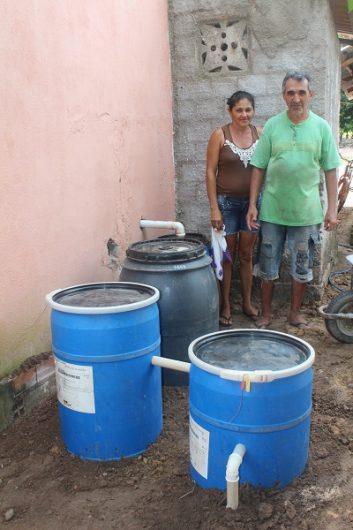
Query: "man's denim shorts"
255 221 321 283
217 194 258 235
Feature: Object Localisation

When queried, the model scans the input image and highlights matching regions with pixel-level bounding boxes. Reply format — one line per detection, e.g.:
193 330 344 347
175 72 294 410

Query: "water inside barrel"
55 286 151 308
196 336 308 371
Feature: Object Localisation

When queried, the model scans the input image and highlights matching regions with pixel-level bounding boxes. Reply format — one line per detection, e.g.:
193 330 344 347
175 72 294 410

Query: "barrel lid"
188 329 315 383
126 238 205 263
158 233 210 247
46 282 159 314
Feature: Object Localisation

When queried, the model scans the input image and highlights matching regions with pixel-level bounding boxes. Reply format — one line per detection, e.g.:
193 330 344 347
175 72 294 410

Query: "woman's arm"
206 128 224 231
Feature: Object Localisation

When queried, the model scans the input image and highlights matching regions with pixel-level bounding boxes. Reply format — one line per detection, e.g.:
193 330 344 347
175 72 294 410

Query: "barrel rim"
188 328 315 383
46 281 160 314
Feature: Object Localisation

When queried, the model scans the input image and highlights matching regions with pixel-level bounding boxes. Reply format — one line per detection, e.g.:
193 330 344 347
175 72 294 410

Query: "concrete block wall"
169 0 341 296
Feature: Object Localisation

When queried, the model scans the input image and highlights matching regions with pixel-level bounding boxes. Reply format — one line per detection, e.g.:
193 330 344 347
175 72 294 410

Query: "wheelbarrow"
318 254 353 343
337 160 353 213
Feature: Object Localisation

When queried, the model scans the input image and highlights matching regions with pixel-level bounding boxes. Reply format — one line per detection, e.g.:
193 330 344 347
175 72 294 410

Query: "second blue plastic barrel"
188 329 315 489
46 282 162 461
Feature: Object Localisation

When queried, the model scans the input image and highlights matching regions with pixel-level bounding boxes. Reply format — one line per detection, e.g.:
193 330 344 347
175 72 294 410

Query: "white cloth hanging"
211 226 229 280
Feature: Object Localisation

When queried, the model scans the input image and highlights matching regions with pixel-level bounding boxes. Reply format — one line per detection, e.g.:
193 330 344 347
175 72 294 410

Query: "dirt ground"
1 209 353 530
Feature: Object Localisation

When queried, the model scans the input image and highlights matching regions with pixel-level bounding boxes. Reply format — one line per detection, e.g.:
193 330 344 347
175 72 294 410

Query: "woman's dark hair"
226 90 255 110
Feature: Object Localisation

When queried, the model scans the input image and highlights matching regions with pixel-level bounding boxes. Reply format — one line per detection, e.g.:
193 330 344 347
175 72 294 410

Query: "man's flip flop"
254 319 271 329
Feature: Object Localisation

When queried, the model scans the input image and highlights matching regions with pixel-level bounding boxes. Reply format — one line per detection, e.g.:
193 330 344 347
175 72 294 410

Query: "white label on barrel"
55 359 95 414
189 415 209 479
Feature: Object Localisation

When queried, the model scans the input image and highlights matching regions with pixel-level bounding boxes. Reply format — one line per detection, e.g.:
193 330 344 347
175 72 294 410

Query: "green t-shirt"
251 111 340 226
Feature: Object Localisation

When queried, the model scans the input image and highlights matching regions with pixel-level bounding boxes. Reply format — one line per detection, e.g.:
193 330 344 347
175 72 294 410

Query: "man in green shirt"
246 71 340 328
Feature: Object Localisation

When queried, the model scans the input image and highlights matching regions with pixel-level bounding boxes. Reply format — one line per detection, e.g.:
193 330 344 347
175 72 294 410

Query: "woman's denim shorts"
217 194 259 235
255 221 322 283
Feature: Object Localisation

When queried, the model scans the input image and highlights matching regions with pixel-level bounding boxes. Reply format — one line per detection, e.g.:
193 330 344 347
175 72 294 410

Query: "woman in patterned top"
206 91 261 327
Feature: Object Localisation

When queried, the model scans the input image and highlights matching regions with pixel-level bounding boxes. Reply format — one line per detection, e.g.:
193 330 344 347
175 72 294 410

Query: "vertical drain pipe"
226 444 246 510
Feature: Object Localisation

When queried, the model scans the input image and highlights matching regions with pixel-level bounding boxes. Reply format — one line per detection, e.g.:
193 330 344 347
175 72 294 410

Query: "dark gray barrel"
119 239 219 385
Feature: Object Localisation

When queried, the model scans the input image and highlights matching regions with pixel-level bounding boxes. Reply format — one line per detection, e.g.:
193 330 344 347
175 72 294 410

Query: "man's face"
283 78 313 118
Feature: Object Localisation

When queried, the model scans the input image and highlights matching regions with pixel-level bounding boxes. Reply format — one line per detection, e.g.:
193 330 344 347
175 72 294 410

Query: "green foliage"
340 91 353 138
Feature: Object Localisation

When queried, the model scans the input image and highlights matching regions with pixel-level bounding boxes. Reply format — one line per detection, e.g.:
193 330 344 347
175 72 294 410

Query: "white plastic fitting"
151 355 191 373
139 219 186 237
225 443 246 510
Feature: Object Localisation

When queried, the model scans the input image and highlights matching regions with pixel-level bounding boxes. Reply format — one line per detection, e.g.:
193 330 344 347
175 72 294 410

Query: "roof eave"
330 0 353 35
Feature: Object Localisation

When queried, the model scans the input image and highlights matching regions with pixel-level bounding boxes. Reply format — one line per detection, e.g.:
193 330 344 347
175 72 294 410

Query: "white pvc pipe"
151 356 190 373
139 219 186 237
225 444 246 510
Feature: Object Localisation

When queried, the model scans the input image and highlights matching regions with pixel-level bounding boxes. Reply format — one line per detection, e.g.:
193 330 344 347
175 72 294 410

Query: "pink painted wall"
0 1 175 376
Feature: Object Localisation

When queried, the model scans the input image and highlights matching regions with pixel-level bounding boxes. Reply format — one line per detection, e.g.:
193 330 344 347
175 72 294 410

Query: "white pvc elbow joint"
139 219 186 237
226 452 244 482
225 444 246 511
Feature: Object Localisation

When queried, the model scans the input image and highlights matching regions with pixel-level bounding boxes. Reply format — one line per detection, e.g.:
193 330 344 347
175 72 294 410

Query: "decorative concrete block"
200 19 248 74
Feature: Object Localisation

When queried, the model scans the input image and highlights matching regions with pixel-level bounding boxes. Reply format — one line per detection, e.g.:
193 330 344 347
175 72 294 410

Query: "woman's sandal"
242 308 260 321
219 314 233 328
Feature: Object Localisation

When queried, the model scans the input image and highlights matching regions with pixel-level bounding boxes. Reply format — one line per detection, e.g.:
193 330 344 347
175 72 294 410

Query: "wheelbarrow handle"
318 304 353 320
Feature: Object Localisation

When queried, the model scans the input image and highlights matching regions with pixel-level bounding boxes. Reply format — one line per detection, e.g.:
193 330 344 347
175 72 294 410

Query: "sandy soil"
1 209 353 530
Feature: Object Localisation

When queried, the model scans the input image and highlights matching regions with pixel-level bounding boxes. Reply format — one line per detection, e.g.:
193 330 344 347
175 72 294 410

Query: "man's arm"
324 168 338 231
246 167 265 229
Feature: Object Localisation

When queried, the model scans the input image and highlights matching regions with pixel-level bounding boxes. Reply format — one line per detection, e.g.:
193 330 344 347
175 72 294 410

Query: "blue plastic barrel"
188 329 315 489
46 282 162 461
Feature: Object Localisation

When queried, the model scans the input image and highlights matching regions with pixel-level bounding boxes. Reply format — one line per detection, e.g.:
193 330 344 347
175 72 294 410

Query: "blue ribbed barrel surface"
188 329 315 489
47 282 162 461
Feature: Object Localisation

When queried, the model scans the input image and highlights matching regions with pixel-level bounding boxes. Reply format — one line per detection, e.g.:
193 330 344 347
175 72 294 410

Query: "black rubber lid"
158 232 210 247
126 238 206 262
